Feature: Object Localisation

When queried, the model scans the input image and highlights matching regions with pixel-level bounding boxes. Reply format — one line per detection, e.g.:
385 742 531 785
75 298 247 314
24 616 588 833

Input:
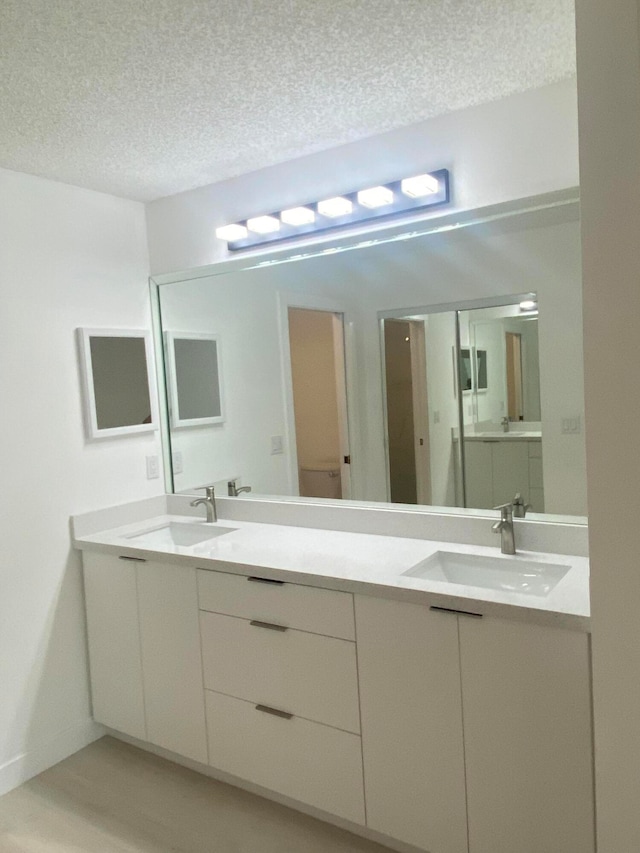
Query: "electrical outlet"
146 455 160 479
173 451 183 474
561 416 582 435
271 435 284 455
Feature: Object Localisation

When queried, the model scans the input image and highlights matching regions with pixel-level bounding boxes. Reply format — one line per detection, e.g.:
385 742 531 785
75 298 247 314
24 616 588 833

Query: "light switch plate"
561 416 582 435
271 435 284 455
173 451 183 474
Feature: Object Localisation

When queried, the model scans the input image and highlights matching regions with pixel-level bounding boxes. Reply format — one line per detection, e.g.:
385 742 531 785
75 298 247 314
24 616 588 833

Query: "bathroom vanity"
73 497 593 853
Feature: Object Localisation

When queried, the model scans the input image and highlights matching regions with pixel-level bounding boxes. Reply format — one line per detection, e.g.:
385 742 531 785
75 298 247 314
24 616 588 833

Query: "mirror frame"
77 327 159 440
164 331 225 429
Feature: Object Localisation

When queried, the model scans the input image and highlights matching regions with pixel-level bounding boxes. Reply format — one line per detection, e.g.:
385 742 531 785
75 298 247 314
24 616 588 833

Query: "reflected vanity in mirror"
153 191 587 519
78 328 158 439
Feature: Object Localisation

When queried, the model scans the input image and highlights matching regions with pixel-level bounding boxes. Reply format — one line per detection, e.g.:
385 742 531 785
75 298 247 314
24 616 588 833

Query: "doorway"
287 307 351 499
505 331 524 422
382 319 431 505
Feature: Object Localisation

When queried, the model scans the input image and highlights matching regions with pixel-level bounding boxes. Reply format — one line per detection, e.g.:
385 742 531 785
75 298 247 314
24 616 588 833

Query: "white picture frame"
78 327 159 440
164 332 225 428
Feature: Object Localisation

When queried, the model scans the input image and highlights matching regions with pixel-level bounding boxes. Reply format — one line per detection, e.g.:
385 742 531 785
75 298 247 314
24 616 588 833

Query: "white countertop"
463 430 542 441
74 513 590 632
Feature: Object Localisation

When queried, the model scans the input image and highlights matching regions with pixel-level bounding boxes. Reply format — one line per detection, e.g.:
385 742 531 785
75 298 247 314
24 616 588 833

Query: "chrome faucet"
228 478 252 497
190 486 217 523
512 493 532 518
492 502 516 554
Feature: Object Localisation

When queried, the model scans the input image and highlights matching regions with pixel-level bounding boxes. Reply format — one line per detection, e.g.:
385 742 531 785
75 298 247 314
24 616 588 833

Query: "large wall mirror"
152 192 587 521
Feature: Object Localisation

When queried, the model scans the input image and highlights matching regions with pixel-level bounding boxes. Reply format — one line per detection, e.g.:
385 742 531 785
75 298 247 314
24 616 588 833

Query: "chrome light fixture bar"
215 169 450 252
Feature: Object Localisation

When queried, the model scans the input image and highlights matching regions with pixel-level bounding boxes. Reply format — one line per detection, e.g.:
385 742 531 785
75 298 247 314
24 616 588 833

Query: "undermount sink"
403 550 571 597
124 521 236 548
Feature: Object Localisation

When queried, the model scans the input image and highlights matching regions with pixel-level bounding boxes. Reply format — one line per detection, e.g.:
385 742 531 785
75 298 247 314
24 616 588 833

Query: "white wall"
576 2 640 850
0 167 160 794
146 80 579 276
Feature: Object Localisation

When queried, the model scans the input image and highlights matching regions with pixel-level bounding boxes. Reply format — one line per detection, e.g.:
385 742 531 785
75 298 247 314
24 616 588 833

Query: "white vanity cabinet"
82 552 207 763
355 594 594 853
82 543 591 853
464 438 544 512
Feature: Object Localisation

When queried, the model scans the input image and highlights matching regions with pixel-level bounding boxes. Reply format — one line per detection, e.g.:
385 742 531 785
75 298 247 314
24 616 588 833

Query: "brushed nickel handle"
430 605 483 619
118 555 147 562
255 704 293 720
247 576 284 585
250 620 288 632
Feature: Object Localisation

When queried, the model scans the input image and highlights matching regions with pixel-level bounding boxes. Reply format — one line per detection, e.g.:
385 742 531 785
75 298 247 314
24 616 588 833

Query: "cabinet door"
137 562 208 763
355 596 468 853
491 440 529 506
464 440 493 509
83 552 146 740
459 617 594 853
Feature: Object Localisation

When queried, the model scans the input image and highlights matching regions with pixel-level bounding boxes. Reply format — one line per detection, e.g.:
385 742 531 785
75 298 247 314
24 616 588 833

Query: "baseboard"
0 717 105 797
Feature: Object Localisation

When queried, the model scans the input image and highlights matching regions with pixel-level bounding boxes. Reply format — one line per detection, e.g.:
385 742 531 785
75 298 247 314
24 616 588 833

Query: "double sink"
123 521 570 599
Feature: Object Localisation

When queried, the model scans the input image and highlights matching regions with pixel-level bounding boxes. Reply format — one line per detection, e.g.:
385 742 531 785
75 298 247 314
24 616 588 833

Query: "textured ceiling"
0 0 576 201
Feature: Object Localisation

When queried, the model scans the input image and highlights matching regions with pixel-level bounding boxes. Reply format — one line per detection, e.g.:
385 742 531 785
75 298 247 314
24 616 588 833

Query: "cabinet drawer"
200 611 360 733
197 569 355 640
205 690 365 825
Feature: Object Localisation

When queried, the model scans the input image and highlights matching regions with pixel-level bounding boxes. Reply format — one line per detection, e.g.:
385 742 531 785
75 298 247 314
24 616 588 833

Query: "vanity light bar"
215 169 450 251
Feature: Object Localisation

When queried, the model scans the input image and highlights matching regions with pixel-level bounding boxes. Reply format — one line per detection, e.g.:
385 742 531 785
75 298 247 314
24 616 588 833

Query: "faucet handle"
512 492 532 518
493 502 514 520
205 485 216 500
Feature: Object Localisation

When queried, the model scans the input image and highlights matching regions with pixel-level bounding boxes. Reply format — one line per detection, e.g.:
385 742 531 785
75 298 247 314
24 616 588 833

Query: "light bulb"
317 196 353 218
280 206 315 226
357 186 394 209
519 299 538 311
215 223 248 241
247 215 280 234
401 173 440 198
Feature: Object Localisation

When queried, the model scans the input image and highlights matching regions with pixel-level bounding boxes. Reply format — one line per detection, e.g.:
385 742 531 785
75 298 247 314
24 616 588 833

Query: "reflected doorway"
382 319 431 505
506 331 524 421
287 308 351 499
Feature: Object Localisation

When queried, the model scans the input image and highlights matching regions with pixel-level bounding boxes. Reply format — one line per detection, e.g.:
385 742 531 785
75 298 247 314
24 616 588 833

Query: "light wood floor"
0 737 391 852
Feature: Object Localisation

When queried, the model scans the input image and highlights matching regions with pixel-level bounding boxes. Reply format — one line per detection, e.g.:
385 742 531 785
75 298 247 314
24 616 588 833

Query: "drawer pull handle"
118 555 147 562
255 704 293 720
247 576 284 585
430 605 483 619
250 620 289 632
